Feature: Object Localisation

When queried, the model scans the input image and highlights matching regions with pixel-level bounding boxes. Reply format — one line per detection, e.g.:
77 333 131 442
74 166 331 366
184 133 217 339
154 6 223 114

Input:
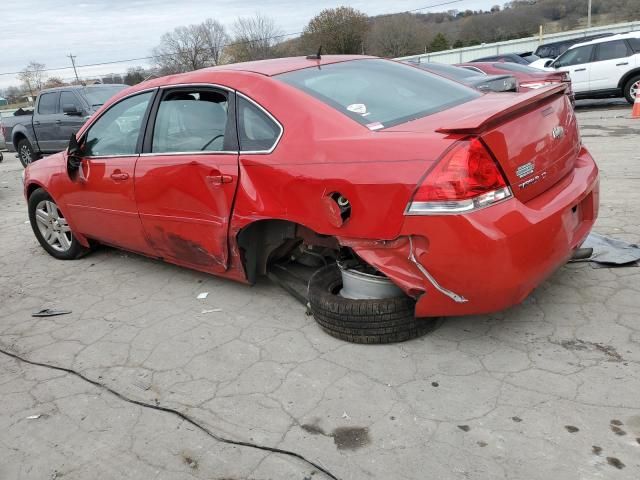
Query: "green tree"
429 33 449 52
302 6 369 54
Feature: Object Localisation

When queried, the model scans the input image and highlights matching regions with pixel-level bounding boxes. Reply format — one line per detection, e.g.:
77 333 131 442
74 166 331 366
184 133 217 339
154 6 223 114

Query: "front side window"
60 91 82 112
38 92 59 114
84 91 153 157
238 96 281 152
554 45 594 67
277 59 479 130
152 90 228 153
594 40 631 61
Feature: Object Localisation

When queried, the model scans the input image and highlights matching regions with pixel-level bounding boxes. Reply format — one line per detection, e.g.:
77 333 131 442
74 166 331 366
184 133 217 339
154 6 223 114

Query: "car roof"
39 84 127 94
201 55 375 76
569 31 640 50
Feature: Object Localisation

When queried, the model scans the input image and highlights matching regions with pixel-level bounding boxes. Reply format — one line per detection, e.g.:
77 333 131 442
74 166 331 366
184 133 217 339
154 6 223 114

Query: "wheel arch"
12 130 27 149
235 218 339 284
618 68 640 90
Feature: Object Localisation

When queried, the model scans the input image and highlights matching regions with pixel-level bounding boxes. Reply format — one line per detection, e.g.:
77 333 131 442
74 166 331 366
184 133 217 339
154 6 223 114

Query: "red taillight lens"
407 138 511 215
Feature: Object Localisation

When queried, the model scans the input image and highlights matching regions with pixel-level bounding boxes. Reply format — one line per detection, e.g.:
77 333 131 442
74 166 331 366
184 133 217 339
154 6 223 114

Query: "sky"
0 0 498 90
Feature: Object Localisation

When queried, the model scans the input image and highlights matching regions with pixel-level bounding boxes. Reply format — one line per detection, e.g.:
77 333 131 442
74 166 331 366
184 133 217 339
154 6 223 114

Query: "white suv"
546 32 640 104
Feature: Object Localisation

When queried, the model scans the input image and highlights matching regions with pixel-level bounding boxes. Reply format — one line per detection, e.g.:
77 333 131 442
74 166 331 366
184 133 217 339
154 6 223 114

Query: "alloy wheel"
631 80 639 100
20 144 33 165
34 200 72 252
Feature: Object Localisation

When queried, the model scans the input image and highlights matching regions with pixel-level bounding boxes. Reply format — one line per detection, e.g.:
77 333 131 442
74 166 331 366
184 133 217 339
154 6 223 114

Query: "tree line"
2 0 638 102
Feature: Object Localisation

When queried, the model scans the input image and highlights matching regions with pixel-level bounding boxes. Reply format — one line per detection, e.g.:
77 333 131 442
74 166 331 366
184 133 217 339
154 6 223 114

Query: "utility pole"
67 54 80 83
587 0 592 29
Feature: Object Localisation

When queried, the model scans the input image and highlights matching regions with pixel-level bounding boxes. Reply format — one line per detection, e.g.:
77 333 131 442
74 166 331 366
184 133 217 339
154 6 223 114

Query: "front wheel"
28 188 89 260
17 138 36 167
623 75 640 105
308 264 438 344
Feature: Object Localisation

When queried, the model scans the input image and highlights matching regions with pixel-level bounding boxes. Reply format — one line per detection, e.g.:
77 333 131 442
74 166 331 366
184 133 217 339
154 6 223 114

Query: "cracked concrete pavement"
1 105 639 479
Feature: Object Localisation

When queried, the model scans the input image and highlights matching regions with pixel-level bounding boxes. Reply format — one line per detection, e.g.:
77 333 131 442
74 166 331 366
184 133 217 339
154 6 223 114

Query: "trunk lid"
432 85 579 203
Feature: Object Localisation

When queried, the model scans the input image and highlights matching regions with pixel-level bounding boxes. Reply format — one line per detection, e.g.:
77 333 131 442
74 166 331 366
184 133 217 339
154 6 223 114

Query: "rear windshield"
491 63 542 74
83 85 128 107
277 59 480 129
414 62 479 80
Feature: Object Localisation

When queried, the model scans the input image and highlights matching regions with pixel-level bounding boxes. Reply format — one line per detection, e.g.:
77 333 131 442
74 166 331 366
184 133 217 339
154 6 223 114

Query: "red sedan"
457 61 574 98
23 55 598 343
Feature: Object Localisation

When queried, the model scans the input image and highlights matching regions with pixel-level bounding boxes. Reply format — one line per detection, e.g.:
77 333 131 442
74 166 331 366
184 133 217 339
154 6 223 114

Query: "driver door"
61 90 157 254
553 44 594 93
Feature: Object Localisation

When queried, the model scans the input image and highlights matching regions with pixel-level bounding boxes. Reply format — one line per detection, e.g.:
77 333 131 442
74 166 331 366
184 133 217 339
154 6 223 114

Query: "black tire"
28 188 89 260
308 264 438 344
623 74 640 105
17 138 36 167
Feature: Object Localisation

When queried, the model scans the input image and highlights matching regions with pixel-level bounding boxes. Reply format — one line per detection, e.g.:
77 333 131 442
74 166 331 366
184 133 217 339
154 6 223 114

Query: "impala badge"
552 126 565 139
516 161 535 179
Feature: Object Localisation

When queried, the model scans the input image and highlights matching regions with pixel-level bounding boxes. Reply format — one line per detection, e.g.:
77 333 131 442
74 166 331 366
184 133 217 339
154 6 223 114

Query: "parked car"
23 55 599 344
470 52 539 65
406 61 517 92
544 32 640 104
457 61 574 102
2 84 127 167
532 32 615 66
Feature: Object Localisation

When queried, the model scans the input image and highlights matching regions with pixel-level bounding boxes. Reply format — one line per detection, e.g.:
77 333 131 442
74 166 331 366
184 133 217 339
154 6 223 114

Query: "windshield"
414 62 480 80
277 59 480 129
83 85 128 107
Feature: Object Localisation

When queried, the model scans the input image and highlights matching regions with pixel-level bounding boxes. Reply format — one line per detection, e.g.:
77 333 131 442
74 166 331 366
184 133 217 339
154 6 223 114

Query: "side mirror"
66 133 83 176
545 60 553 68
63 104 82 116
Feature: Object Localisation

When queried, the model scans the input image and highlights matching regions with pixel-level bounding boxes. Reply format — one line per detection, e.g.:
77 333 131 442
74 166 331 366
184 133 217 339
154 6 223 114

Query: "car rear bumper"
346 146 599 317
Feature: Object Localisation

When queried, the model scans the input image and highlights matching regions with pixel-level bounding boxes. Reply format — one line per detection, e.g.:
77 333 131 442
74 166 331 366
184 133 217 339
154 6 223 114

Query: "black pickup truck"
1 84 127 167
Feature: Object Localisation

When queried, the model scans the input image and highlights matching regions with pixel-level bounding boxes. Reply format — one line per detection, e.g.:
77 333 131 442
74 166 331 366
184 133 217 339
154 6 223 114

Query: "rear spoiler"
436 84 567 135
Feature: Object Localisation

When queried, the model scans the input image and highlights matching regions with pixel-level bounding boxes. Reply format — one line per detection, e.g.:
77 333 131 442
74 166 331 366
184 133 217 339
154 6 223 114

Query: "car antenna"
306 46 322 60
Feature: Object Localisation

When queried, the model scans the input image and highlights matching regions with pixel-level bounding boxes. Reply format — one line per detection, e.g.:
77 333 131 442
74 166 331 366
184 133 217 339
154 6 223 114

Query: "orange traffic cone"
633 89 640 119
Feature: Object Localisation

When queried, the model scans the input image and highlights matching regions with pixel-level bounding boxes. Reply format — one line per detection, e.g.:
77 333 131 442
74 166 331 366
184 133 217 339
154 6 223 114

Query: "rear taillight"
406 138 512 215
520 81 556 89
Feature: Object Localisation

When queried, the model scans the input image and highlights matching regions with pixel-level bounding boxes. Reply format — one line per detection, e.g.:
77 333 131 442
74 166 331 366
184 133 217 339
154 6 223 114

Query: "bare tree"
18 61 46 96
200 18 229 66
227 14 283 62
152 24 210 74
302 7 369 54
367 14 423 58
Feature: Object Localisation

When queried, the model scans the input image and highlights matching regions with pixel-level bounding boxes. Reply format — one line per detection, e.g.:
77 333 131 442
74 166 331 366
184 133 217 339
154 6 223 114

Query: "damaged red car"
23 56 599 343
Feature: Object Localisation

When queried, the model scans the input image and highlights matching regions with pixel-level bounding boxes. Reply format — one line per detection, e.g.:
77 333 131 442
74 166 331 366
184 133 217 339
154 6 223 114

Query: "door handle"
55 120 62 124
33 121 40 126
206 174 233 185
616 62 629 66
110 172 129 181
574 68 586 72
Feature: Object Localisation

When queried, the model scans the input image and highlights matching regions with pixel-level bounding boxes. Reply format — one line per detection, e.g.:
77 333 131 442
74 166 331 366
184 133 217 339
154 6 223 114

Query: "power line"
0 0 464 78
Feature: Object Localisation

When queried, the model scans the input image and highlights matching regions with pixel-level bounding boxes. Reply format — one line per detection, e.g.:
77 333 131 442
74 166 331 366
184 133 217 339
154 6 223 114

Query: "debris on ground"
32 309 72 317
570 233 640 267
201 308 222 313
196 292 209 299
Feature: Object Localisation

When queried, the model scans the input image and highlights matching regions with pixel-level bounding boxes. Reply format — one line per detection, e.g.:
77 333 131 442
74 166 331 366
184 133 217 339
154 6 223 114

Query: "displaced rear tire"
28 188 89 260
623 74 640 105
308 264 437 344
17 138 36 167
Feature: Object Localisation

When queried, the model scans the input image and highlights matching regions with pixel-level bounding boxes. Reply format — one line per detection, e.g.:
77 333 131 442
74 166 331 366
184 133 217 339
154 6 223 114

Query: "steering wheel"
201 134 224 151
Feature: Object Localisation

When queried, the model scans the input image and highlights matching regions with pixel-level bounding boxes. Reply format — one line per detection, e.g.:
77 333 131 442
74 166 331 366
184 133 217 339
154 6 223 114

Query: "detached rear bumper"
346 146 599 317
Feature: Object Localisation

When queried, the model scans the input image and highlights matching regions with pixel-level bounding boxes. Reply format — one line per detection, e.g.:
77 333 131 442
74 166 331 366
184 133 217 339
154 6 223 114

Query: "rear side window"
595 40 631 61
277 59 480 130
237 96 281 152
152 90 229 153
628 38 640 53
38 92 59 114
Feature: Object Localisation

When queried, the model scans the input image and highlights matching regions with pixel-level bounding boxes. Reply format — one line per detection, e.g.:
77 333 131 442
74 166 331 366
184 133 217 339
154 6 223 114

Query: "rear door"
33 91 60 152
552 44 594 93
135 86 239 272
589 39 635 91
57 90 87 151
